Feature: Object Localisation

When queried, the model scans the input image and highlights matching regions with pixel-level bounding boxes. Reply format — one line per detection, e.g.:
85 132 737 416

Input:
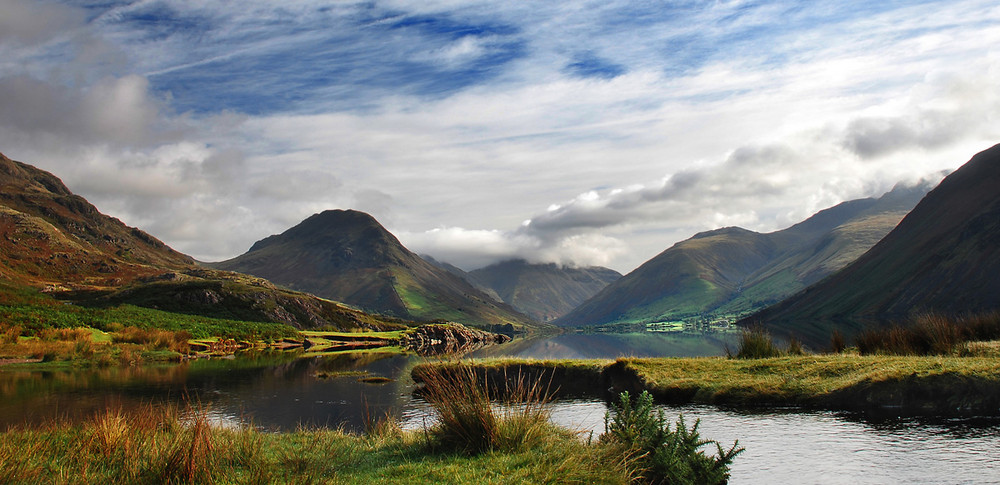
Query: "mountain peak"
215 210 536 328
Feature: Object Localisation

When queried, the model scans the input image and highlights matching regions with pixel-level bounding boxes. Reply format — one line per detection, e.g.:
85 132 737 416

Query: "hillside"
212 210 537 330
466 260 621 322
0 152 193 288
554 182 930 327
0 152 407 332
747 144 1000 345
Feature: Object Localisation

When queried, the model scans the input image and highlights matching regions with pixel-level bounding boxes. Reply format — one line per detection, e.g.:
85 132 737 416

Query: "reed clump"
855 313 1000 356
729 326 803 359
417 363 556 454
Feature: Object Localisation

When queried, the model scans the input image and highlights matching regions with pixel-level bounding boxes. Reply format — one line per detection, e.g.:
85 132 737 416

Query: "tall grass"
729 326 798 359
417 364 556 454
0 401 634 484
855 313 1000 356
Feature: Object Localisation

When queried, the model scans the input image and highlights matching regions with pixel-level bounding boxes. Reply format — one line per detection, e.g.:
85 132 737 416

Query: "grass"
418 363 557 455
854 312 1000 356
0 402 632 484
0 286 296 342
417 354 1000 414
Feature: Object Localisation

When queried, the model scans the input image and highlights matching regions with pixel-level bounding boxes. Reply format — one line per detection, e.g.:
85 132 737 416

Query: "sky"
1 0 999 273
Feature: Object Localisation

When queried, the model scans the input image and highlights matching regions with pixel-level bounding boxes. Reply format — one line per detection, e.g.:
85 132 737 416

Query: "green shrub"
601 391 742 485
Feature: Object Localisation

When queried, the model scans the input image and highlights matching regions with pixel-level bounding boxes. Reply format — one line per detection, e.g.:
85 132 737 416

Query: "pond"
2 332 999 484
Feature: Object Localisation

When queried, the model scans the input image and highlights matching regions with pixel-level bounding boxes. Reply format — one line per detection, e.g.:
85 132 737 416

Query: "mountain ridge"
554 181 931 327
745 144 1000 346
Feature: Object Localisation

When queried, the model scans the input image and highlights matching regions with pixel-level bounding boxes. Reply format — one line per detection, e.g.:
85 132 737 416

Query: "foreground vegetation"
0 366 743 484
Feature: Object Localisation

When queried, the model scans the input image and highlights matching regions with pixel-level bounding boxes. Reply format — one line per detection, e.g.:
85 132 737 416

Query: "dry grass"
417 363 557 454
0 402 632 484
855 313 1000 356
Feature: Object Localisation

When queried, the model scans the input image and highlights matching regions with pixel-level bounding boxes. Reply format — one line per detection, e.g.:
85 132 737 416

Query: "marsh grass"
0 401 632 484
729 326 795 359
417 363 556 454
855 313 1000 356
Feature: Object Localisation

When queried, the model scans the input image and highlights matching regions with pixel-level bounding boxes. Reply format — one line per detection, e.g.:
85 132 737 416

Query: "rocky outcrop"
400 322 512 355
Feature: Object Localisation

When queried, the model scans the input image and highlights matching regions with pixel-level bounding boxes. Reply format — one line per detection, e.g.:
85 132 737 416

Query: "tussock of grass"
418 363 556 454
855 313 1000 356
729 326 802 359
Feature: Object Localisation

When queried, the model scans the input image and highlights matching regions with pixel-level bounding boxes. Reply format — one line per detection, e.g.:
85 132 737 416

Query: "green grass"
0 286 296 341
0 404 630 484
417 354 1000 413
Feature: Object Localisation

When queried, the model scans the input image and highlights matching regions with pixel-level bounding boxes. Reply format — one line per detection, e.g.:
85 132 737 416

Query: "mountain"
554 182 931 328
212 210 537 330
466 259 622 322
0 152 193 288
746 144 1000 345
0 152 406 331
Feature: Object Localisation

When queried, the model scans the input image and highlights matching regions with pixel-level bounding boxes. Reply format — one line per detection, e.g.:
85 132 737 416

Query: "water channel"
2 331 999 484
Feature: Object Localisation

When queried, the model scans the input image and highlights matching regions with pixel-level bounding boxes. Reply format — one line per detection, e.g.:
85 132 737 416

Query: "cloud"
0 0 86 46
2 0 1000 273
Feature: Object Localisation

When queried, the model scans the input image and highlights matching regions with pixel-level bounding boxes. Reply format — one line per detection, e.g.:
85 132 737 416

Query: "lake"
2 331 999 484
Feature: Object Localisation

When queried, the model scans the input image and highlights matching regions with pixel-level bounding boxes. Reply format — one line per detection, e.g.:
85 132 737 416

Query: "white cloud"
1 0 999 273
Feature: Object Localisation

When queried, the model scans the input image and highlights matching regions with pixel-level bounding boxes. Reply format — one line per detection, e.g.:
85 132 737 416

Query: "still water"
2 332 999 484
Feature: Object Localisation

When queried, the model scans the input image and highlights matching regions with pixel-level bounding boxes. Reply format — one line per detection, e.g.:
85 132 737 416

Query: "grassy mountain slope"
747 144 1000 345
465 259 621 322
555 183 929 327
212 210 537 330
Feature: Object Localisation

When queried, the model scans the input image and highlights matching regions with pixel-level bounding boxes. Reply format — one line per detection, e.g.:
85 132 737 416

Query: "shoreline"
412 355 1000 416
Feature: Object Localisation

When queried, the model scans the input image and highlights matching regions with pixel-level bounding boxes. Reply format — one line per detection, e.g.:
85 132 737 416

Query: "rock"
401 322 511 355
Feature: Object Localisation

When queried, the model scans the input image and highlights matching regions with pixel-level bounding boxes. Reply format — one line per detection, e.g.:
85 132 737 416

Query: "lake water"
3 332 999 484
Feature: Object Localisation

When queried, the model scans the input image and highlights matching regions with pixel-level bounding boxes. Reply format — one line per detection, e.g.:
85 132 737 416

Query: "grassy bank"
414 354 1000 415
1 362 746 485
0 405 625 485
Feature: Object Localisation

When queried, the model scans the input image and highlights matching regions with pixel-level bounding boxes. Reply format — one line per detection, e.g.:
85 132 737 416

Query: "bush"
601 391 743 484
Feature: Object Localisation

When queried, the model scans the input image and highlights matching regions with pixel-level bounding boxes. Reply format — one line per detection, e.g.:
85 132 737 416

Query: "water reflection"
470 331 739 359
2 336 999 483
0 352 428 432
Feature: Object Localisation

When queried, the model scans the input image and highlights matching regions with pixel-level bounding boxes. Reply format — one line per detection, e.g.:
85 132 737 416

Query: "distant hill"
212 210 537 330
554 182 931 328
0 152 406 331
466 260 621 322
746 144 1000 346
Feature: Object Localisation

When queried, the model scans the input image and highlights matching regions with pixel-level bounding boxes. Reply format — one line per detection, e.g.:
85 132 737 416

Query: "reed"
731 326 786 359
417 363 556 454
855 313 1000 356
